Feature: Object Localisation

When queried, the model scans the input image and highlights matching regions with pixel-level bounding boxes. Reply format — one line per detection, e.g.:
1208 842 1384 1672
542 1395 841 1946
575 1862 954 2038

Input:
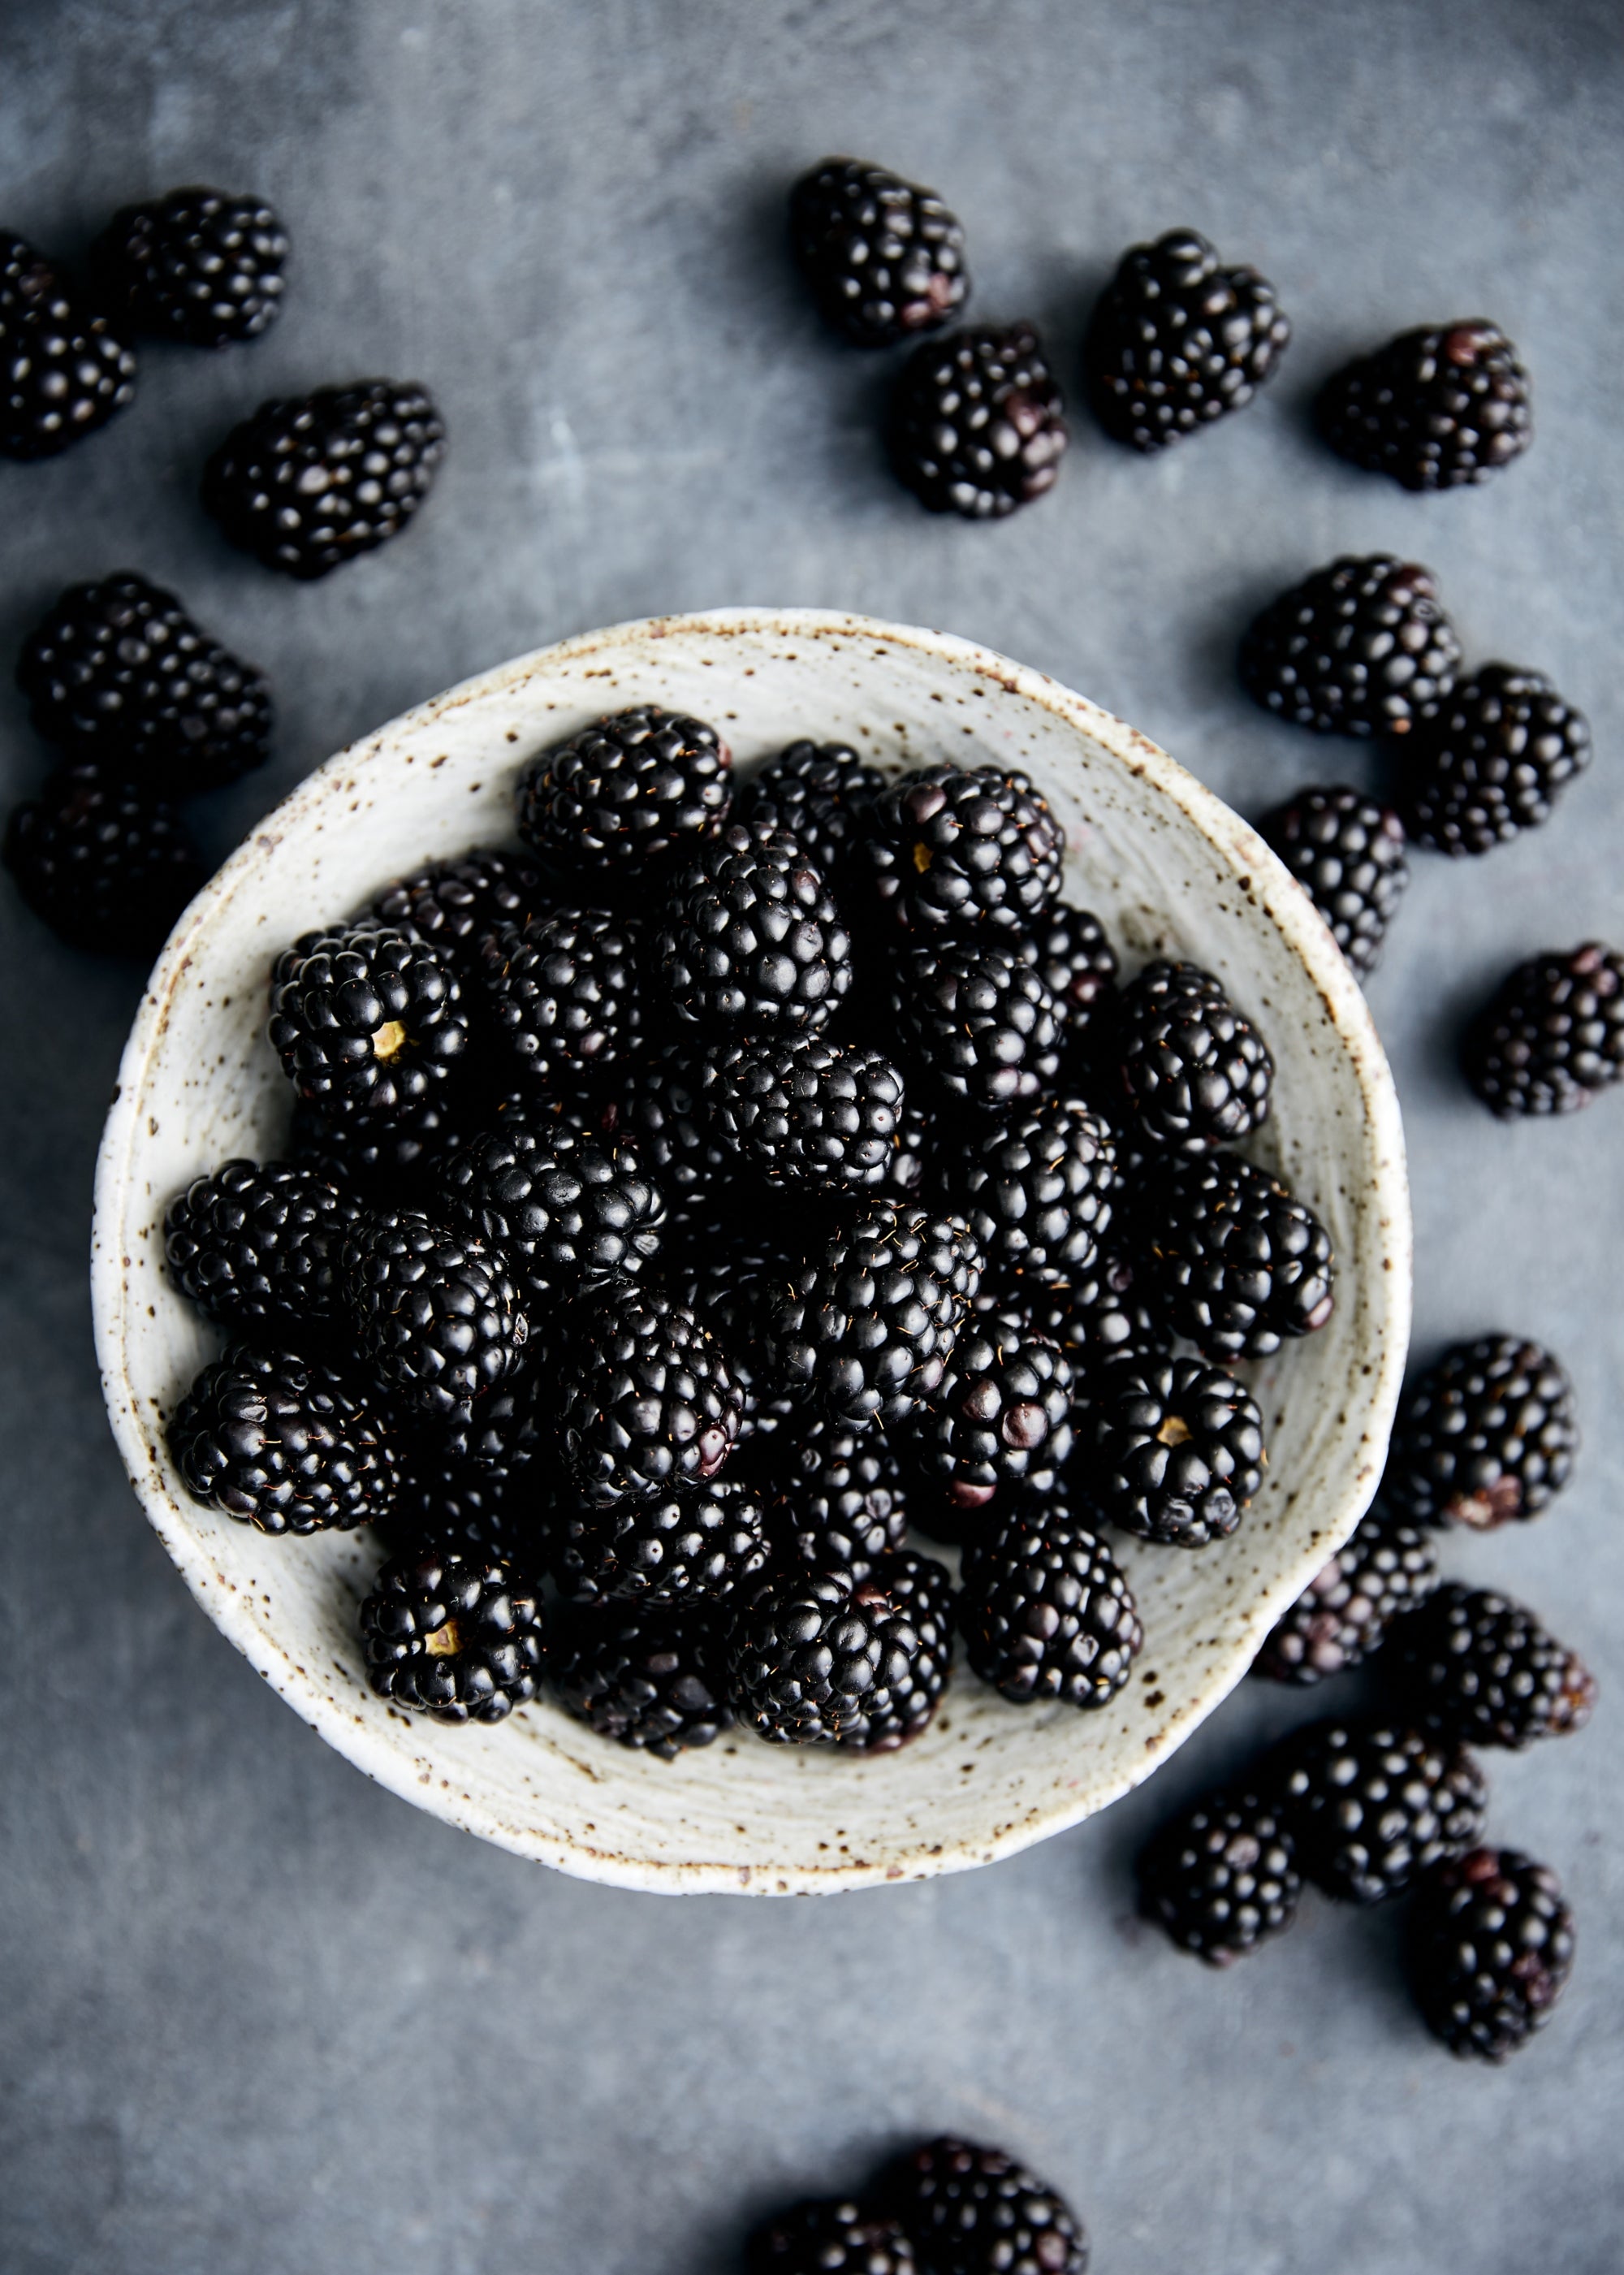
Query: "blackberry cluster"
728 1555 954 1750
748 2198 916 2275
1463 942 1624 1118
549 1600 733 1758
1260 787 1410 979
361 1549 544 1725
342 1211 527 1422
763 1416 909 1577
770 1205 982 1429
752 2139 1085 2275
1409 1848 1574 2060
961 1101 1117 1281
1138 1150 1334 1360
655 822 853 1034
1084 227 1290 452
1383 1335 1578 1529
171 1344 398 1535
790 158 968 347
441 1126 664 1311
1 230 136 459
552 1282 741 1507
732 740 883 884
1091 1354 1265 1547
519 706 732 880
3 762 204 954
1403 668 1590 856
1319 322 1532 491
164 1158 361 1332
477 906 643 1088
895 941 1062 1114
555 1478 767 1605
1278 1719 1488 1905
268 926 470 1126
958 1509 1142 1706
910 1313 1076 1517
706 1036 905 1192
1137 1788 1302 1965
1254 1508 1438 1685
889 325 1067 518
1390 1583 1596 1750
369 848 545 975
1114 960 1274 1152
864 762 1065 936
1240 556 1462 737
92 186 289 347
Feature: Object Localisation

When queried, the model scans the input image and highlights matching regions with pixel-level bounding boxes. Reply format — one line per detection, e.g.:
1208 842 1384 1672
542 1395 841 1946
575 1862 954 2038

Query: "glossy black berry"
1138 1788 1302 1964
4 763 204 954
727 1552 954 1750
1 231 136 458
762 1415 910 1577
706 1035 906 1192
961 1099 1117 1281
1278 1718 1488 1904
894 941 1062 1116
958 1508 1141 1707
441 1125 663 1313
382 1391 552 1568
913 1315 1076 1516
1463 943 1624 1118
1005 1248 1169 1388
368 848 546 978
171 1344 399 1534
549 1599 733 1757
732 739 885 884
555 1478 767 1606
1115 960 1273 1152
517 706 732 880
1085 226 1289 452
1255 1508 1438 1685
341 1212 527 1424
881 2137 1089 2275
1390 1583 1596 1750
164 1158 361 1333
749 2196 915 2275
863 762 1064 936
1240 555 1462 737
1409 1848 1574 2061
1260 786 1410 978
1091 1353 1265 1548
789 156 968 346
1384 1335 1577 1529
1319 322 1532 491
1403 667 1590 856
476 906 642 1089
361 1548 543 1724
655 822 852 1036
268 926 469 1127
890 324 1067 517
91 186 288 346
770 1204 982 1429
1139 1151 1334 1360
552 1283 741 1506
1013 903 1119 1041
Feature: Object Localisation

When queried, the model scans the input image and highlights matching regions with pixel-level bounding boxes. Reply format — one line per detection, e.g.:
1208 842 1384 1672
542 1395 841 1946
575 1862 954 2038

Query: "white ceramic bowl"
93 608 1410 1895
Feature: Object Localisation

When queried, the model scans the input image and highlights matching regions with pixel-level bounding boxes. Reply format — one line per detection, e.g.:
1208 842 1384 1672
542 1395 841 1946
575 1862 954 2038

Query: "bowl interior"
93 608 1410 1893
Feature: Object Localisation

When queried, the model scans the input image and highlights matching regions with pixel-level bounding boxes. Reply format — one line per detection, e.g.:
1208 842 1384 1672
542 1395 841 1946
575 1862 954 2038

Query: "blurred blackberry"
4 763 203 954
706 1035 906 1192
789 156 968 346
1391 1583 1596 1750
1260 787 1409 978
894 941 1062 1116
171 1344 399 1534
1010 1248 1169 1386
1410 1848 1574 2061
164 1157 361 1333
360 1548 543 1725
1013 903 1119 1050
477 906 642 1088
549 1599 732 1758
762 1415 909 1576
1084 226 1290 452
1 231 136 458
1319 322 1532 491
268 925 469 1127
91 186 288 346
203 379 446 577
727 1551 953 1750
441 1124 663 1312
517 705 732 881
1093 1352 1265 1548
961 1099 1117 1281
1255 1509 1437 1685
881 2137 1088 2275
555 1478 768 1606
863 762 1064 937
1115 960 1273 1152
1403 668 1590 856
748 2195 916 2275
732 739 885 884
1278 1718 1488 1904
552 1282 741 1506
654 822 852 1036
1384 1334 1577 1529
1464 942 1624 1117
958 1507 1142 1706
1240 556 1462 737
1138 1788 1302 1965
368 848 546 978
1140 1151 1334 1360
341 1211 526 1423
890 323 1067 518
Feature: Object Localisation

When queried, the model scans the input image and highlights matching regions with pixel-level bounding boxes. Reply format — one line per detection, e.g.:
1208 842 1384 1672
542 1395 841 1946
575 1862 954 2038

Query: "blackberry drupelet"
1011 1248 1169 1386
889 324 1067 517
517 706 732 880
1138 1788 1302 1965
763 1415 909 1576
1014 902 1119 1040
549 1598 733 1758
1240 556 1462 737
360 1548 543 1724
1255 1508 1438 1685
655 821 852 1036
727 1551 954 1750
91 186 288 346
748 2196 916 2275
4 763 204 953
268 925 469 1127
1384 1334 1577 1529
171 1345 399 1534
912 1315 1075 1516
893 941 1062 1115
732 739 885 884
1278 1718 1488 1904
862 762 1064 937
555 1478 768 1605
1139 1150 1334 1361
477 906 642 1088
1092 1352 1265 1548
551 1282 741 1506
961 1099 1117 1280
789 156 968 347
1409 1848 1574 2061
1 231 136 458
341 1212 526 1423
1084 226 1290 452
1115 960 1273 1152
369 847 546 977
1463 942 1624 1118
203 379 446 577
881 2137 1089 2275
164 1158 361 1333
441 1125 664 1311
1319 322 1532 491
706 1035 905 1192
1260 787 1410 978
1391 1583 1596 1750
1403 667 1591 856
17 572 273 793
958 1507 1142 1706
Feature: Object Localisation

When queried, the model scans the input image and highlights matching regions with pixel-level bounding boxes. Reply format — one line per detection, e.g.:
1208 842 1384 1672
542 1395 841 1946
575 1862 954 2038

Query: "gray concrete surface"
2 1 1622 2267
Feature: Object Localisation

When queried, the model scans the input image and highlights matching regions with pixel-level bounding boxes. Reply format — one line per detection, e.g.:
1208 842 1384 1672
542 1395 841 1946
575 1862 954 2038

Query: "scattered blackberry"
732 740 884 884
654 823 852 1036
1319 322 1532 491
894 941 1062 1115
1384 1335 1577 1529
1391 1583 1596 1750
881 2137 1088 2275
1260 787 1410 978
1409 1848 1574 2061
727 1551 954 1750
203 379 446 578
4 763 204 954
368 848 546 977
360 1548 543 1725
1084 226 1290 452
706 1036 906 1192
913 1315 1076 1516
164 1157 362 1333
1138 1788 1302 1965
1115 960 1273 1152
1092 1353 1265 1548
170 1345 399 1534
477 906 642 1088
1139 1151 1334 1361
1013 903 1119 1040
17 573 274 793
748 2196 916 2275
1464 943 1624 1117
0 231 136 458
267 925 469 1127
551 1282 741 1506
770 1204 982 1429
958 1507 1142 1706
340 1212 527 1424
1240 556 1462 737
1010 1249 1169 1386
789 156 968 347
889 324 1067 518
91 186 288 347
517 706 732 880
1254 1508 1438 1685
548 1599 733 1757
555 1478 768 1605
607 1044 731 1205
441 1125 663 1312
862 762 1064 937
1403 668 1591 856
961 1100 1117 1280
763 1415 910 1576
1278 1719 1488 1904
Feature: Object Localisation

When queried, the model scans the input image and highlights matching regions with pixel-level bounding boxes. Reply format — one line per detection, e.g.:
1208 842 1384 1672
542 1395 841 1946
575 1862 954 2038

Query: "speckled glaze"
93 609 1410 1895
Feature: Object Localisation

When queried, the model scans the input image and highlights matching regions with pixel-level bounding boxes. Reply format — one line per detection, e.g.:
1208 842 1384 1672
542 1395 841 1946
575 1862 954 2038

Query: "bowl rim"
92 605 1412 1893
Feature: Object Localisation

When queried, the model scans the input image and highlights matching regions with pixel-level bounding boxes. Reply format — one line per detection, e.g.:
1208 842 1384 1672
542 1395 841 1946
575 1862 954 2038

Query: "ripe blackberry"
1260 787 1410 978
555 1478 767 1605
360 1548 543 1725
203 379 446 577
1403 668 1590 856
1 231 136 458
382 1390 551 1567
517 705 732 880
894 941 1062 1115
661 1204 807 1444
549 1599 733 1757
789 156 968 347
1014 903 1119 1041
1278 1719 1488 1904
1138 1788 1302 1965
552 1283 741 1506
762 1415 909 1577
1084 226 1290 452
727 1551 954 1750
961 1100 1117 1280
655 822 852 1036
171 1345 399 1534
91 186 288 347
477 906 642 1088
1009 1249 1169 1386
749 2197 916 2275
958 1508 1142 1707
17 572 273 793
441 1125 663 1313
164 1157 361 1333
1464 943 1624 1118
368 848 546 978
1240 556 1462 737
1092 1353 1265 1548
863 762 1064 937
706 1036 906 1192
1391 1583 1596 1751
1410 1848 1574 2061
881 2137 1088 2275
341 1212 527 1424
732 739 884 884
770 1204 981 1429
1139 1151 1334 1361
1255 1508 1438 1685
890 324 1067 517
1384 1335 1577 1529
4 763 204 954
912 1315 1076 1518
1319 322 1532 491
290 1089 499 1212
607 1043 731 1205
1115 960 1273 1152
268 925 469 1127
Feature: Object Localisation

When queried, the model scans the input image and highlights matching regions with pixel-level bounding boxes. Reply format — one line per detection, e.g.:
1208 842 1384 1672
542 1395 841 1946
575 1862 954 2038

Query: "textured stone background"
2 2 1621 2268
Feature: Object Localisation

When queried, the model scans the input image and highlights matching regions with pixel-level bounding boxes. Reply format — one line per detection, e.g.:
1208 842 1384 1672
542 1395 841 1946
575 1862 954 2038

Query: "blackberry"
1410 1848 1574 2061
889 324 1067 517
1260 787 1410 978
1278 1718 1488 1904
368 848 546 978
749 2197 916 2275
383 1392 551 1567
267 926 469 1127
762 1415 909 1577
1091 1353 1265 1548
164 1157 362 1333
477 906 642 1088
548 1599 733 1757
894 941 1062 1115
1319 322 1532 492
552 1283 741 1506
1084 226 1290 452
17 572 273 793
517 706 732 880
1010 1249 1169 1386
957 1507 1141 1707
961 1100 1117 1281
340 1212 527 1424
1464 943 1624 1118
0 231 136 458
291 1089 497 1211
655 822 852 1036
1384 1335 1577 1529
1391 1583 1596 1750
770 1204 981 1429
607 1043 730 1205
732 740 884 884
1403 668 1590 856
1139 1151 1334 1361
913 1316 1075 1516
661 1204 807 1444
789 156 968 347
727 1551 954 1750
203 379 446 578
706 1036 906 1192
4 763 204 954
555 1478 767 1605
1013 903 1119 1040
91 186 288 347
360 1548 543 1725
1240 556 1462 737
1254 1508 1438 1685
171 1345 399 1534
862 762 1064 937
441 1125 663 1312
1138 1788 1302 1965
881 2138 1088 2275
1115 960 1273 1152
